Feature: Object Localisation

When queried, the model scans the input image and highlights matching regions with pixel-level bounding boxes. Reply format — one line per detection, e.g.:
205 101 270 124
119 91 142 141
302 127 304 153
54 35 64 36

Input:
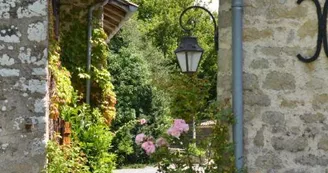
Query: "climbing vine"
46 0 117 172
60 21 116 125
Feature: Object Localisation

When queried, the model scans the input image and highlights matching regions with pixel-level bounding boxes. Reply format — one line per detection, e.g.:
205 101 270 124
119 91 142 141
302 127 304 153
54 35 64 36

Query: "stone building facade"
219 0 328 172
0 0 136 172
0 0 49 172
4 0 328 172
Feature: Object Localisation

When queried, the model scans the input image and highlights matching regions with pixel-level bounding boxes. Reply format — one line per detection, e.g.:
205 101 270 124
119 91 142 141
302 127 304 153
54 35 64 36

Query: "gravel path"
113 166 157 173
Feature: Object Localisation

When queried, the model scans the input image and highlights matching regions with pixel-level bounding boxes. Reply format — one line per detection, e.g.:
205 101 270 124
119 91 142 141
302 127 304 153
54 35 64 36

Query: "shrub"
135 102 235 173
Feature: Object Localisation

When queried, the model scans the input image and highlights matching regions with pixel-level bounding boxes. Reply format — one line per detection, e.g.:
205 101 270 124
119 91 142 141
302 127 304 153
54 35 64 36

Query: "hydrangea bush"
136 119 189 155
135 102 236 172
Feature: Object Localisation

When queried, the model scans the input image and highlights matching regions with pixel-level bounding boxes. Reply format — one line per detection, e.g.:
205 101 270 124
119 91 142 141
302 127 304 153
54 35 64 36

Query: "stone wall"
0 0 48 172
218 0 328 172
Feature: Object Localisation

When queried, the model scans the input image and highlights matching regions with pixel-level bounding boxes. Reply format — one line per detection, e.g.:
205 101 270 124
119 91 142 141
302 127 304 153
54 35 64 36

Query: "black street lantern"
175 36 204 73
175 6 218 74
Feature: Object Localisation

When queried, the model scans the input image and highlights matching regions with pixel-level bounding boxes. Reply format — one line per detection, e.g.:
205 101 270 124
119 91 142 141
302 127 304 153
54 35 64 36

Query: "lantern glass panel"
187 51 202 72
176 52 187 72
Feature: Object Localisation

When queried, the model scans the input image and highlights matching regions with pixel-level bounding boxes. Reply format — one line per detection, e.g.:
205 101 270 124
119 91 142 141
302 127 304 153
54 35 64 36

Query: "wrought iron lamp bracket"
179 6 219 51
297 0 328 63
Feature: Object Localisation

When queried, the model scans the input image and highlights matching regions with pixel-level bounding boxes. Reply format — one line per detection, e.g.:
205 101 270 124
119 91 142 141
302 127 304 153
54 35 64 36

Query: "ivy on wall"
46 0 117 172
60 23 117 125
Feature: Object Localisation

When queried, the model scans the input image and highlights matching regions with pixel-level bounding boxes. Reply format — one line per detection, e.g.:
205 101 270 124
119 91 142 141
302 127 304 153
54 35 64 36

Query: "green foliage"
48 2 74 120
132 0 218 79
47 3 116 172
130 0 219 119
108 0 224 168
61 20 117 124
48 39 75 119
200 101 235 172
132 0 194 58
108 18 170 167
47 0 234 172
45 140 90 173
109 47 152 123
167 74 211 122
60 104 116 172
153 135 205 173
144 102 235 173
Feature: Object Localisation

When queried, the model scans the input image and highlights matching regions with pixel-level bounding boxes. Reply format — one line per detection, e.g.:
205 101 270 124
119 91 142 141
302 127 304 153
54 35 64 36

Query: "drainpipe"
232 0 244 171
86 0 110 104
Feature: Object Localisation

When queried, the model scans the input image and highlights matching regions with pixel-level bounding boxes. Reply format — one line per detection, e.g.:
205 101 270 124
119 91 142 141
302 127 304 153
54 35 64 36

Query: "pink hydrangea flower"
135 133 146 145
167 127 182 138
156 137 168 147
174 119 189 132
141 141 156 155
167 119 189 138
174 119 186 125
139 119 147 125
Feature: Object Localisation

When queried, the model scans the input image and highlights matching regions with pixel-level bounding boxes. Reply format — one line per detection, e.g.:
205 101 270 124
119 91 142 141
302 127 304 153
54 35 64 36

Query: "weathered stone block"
295 154 328 166
313 94 328 111
244 90 271 106
244 73 259 91
303 78 325 91
255 152 282 169
266 4 308 19
244 109 260 122
272 124 286 134
0 25 21 43
260 47 282 57
0 2 11 19
322 124 328 131
18 47 47 65
250 58 269 69
27 22 47 42
281 99 304 109
300 113 325 124
262 111 285 125
34 99 45 113
304 125 320 138
298 20 317 39
254 126 265 147
287 30 296 44
0 68 20 77
284 169 307 173
0 54 15 66
272 136 308 152
273 58 286 68
244 28 273 42
219 11 231 29
283 46 303 57
17 0 47 18
289 126 301 135
263 71 296 91
318 136 328 151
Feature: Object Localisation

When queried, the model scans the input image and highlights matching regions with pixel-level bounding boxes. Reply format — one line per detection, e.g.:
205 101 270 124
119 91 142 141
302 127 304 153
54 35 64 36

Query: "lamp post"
175 4 244 171
174 6 219 142
174 6 218 73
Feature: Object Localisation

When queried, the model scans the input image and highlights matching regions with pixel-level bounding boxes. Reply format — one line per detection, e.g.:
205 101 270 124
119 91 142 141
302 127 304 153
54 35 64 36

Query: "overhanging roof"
103 0 138 42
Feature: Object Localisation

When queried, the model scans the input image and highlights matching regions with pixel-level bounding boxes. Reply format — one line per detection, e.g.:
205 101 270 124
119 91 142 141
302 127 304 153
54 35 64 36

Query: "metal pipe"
86 0 110 104
232 0 244 171
52 0 60 40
